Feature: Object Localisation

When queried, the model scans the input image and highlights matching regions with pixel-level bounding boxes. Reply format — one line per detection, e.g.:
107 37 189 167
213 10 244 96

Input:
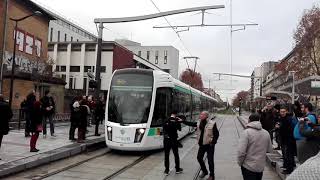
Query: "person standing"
260 103 276 143
25 90 36 137
69 97 80 141
238 113 272 180
30 101 43 152
275 106 296 174
94 96 104 136
41 90 56 137
183 111 219 180
162 110 184 175
0 94 13 160
78 101 90 143
293 102 317 164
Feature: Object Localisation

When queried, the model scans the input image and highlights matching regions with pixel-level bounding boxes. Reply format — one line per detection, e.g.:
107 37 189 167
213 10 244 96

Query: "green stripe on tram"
148 128 156 136
174 85 201 96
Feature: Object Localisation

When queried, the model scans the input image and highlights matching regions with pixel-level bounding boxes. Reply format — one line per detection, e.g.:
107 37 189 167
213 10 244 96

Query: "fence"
12 109 71 130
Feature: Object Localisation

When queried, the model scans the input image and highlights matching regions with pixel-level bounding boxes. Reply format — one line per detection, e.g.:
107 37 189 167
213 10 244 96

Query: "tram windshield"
108 72 153 124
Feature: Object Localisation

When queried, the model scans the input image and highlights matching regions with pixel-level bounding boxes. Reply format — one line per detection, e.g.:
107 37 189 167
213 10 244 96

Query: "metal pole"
95 22 103 98
0 0 9 93
9 21 18 108
86 76 89 96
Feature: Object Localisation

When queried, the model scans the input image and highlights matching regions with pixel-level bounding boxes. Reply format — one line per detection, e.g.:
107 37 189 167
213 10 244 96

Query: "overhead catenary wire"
149 0 193 57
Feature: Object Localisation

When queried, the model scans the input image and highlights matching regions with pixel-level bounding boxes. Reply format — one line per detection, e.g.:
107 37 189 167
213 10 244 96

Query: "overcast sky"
34 0 319 101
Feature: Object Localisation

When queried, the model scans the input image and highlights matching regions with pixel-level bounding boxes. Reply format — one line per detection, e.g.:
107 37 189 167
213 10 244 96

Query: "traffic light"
89 80 98 88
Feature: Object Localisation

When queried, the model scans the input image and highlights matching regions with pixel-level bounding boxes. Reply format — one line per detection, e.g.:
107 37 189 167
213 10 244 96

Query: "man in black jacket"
163 110 184 175
275 106 296 174
0 94 13 160
41 90 56 137
260 103 276 143
184 111 219 180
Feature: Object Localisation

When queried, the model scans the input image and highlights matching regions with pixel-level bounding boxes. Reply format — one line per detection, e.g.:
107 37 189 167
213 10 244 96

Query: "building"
251 67 262 99
0 0 66 110
48 41 162 92
116 39 179 79
48 15 97 43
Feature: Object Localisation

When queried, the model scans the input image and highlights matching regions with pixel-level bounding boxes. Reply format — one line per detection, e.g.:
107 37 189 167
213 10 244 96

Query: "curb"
0 137 106 178
236 116 287 180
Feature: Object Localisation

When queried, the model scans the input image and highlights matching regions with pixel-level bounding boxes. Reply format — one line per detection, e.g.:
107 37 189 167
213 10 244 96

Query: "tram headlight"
134 128 146 143
107 126 112 141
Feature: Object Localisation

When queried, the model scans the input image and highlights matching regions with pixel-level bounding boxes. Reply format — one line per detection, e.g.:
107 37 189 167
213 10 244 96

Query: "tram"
105 68 218 151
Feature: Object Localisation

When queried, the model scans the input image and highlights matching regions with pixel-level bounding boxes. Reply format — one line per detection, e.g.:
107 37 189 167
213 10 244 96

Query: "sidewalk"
0 122 106 177
237 113 289 180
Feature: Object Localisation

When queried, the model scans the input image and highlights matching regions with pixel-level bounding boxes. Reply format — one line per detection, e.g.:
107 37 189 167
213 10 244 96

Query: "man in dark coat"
94 97 105 136
162 110 184 175
25 90 36 137
275 106 296 174
69 97 79 141
0 94 13 159
260 103 276 142
40 90 56 137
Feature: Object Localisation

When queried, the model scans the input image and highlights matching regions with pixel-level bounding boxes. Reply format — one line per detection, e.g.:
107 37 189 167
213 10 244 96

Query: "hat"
73 101 80 108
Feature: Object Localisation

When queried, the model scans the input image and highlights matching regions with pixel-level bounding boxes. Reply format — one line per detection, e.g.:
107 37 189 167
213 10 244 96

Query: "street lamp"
9 11 42 107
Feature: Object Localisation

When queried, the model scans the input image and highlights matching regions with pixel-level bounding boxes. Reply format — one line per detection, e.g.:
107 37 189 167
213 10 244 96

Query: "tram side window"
151 88 172 127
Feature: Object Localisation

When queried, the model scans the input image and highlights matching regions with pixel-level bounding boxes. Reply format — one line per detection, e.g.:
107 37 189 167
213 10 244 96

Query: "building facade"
116 39 179 79
48 41 162 92
0 0 66 110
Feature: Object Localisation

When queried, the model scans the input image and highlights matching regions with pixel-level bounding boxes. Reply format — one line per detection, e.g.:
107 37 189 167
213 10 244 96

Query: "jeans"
197 145 215 177
43 115 54 135
164 138 180 171
241 166 263 180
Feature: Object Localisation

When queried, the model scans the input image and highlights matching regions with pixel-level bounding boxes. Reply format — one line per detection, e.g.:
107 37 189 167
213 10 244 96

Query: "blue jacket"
294 113 317 140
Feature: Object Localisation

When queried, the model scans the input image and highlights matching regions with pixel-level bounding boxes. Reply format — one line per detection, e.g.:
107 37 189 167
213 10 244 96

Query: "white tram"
105 68 218 151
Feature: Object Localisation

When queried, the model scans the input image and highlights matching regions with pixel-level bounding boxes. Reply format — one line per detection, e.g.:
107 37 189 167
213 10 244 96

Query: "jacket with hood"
237 121 273 173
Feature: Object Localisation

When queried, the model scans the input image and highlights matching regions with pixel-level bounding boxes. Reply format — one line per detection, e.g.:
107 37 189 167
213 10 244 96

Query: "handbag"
37 125 43 132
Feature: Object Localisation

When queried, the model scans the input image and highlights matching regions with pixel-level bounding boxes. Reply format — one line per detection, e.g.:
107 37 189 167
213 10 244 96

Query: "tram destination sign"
311 81 320 88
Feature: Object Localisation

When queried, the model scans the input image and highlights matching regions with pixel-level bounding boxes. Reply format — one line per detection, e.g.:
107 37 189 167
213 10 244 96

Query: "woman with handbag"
30 101 43 152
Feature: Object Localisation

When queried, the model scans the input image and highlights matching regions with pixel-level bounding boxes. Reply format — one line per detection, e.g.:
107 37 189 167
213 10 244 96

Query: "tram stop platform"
0 122 105 178
141 115 280 180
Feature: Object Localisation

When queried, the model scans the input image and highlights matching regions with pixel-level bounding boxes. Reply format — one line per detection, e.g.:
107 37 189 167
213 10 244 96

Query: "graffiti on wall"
5 51 45 73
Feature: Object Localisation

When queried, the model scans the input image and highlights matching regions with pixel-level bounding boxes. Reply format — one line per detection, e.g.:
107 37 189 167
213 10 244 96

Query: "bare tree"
293 5 320 78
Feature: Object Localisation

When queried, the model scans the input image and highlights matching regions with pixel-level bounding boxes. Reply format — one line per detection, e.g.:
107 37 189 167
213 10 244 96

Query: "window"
138 51 141 57
57 31 60 42
71 36 73 42
147 51 150 60
100 66 106 73
155 51 159 64
151 87 172 127
164 50 168 64
83 77 87 90
84 66 92 72
50 28 53 42
55 66 60 72
69 77 73 89
70 66 80 72
61 74 66 81
64 34 67 42
60 66 66 72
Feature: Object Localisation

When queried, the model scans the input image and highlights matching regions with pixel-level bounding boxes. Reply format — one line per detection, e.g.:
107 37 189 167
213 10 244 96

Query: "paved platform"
164 115 280 180
0 122 106 177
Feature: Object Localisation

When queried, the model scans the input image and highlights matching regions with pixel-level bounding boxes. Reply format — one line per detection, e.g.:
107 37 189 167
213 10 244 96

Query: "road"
4 114 280 180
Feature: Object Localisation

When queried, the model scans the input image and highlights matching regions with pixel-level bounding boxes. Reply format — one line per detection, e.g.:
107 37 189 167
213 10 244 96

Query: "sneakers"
164 169 169 176
176 168 183 174
199 171 208 178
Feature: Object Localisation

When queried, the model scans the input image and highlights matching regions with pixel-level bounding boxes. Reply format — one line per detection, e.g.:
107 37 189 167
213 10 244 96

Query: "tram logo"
120 129 125 135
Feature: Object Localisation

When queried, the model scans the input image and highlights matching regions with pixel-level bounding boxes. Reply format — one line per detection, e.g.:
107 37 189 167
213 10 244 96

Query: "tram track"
193 116 225 180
